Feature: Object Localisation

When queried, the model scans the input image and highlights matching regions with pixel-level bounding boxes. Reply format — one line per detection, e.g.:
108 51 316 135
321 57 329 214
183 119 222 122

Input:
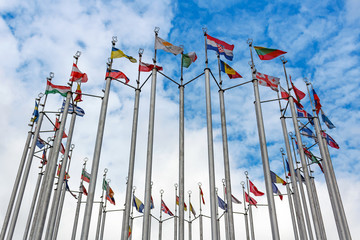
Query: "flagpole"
95 170 107 240
129 187 135 240
245 172 256 240
222 179 229 240
71 158 88 240
247 39 280 240
159 190 164 240
280 148 299 240
142 27 159 240
174 184 178 240
121 48 143 240
281 57 322 239
198 183 204 240
217 53 236 240
80 37 116 239
203 27 220 240
188 191 192 240
99 179 109 240
215 188 221 240
6 74 52 240
241 181 250 240
276 88 308 240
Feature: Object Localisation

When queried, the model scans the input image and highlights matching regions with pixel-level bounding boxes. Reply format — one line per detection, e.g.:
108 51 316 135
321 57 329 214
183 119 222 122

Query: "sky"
1 0 360 239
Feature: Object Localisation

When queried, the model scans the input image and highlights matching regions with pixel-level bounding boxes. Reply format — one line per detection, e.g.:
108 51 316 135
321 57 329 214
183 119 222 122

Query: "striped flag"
245 192 257 208
45 80 71 97
199 186 205 205
70 63 88 83
206 34 234 61
81 169 91 183
176 196 187 211
155 36 183 55
190 202 196 216
270 171 286 185
61 100 85 117
272 183 283 200
217 196 227 211
254 46 286 60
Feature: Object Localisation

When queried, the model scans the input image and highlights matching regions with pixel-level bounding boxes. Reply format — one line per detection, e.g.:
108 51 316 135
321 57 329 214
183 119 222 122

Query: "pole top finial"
174 183 178 188
198 182 202 187
222 178 226 183
47 137 52 142
71 144 75 150
280 56 287 63
106 179 111 183
154 27 160 33
133 186 136 191
49 72 54 78
280 148 284 153
104 168 108 173
188 190 192 195
138 48 144 55
244 171 248 176
112 36 117 45
151 181 153 186
289 132 293 137
74 51 81 59
38 93 44 98
160 189 164 194
202 27 207 35
247 38 253 45
303 77 310 84
83 157 88 162
241 181 245 186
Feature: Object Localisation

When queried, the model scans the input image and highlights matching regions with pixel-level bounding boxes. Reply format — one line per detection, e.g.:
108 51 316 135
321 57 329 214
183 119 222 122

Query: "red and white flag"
70 63 88 83
245 192 258 207
249 180 264 196
139 61 163 72
256 72 280 91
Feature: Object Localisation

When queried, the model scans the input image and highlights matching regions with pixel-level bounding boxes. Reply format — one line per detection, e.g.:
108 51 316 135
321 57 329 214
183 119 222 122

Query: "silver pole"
309 176 327 239
281 58 322 239
95 170 107 240
241 182 250 240
280 149 299 240
80 37 116 239
215 188 221 240
142 28 159 240
99 179 109 240
198 183 204 240
188 191 192 240
129 187 135 240
174 184 178 240
71 158 88 240
248 39 280 240
222 180 229 240
245 173 255 240
121 48 143 240
159 190 164 240
276 90 308 240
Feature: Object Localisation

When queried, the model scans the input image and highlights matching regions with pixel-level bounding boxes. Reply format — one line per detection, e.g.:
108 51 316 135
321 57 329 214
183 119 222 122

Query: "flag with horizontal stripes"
45 80 71 97
61 100 85 117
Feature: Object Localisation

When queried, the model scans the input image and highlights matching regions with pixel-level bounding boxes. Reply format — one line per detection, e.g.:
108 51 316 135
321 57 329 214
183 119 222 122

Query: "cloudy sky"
1 0 359 239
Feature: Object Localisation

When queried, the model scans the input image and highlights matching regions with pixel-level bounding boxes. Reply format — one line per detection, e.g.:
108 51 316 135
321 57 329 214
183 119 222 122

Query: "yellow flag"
111 47 137 63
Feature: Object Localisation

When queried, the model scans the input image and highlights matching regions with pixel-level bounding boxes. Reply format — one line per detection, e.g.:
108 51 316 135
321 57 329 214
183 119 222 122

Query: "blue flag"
61 100 85 117
31 101 39 123
299 122 316 140
36 137 45 149
321 109 335 129
133 195 144 213
217 196 227 211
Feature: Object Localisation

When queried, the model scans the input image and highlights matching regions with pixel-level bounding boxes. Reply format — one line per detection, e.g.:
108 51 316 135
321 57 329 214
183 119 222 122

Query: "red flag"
290 75 306 102
54 118 67 138
74 83 83 102
280 86 303 108
245 192 257 207
60 143 65 155
82 184 88 196
249 180 264 196
199 186 205 205
312 89 322 114
255 72 280 91
106 69 130 84
176 196 187 210
57 164 70 179
139 61 163 72
41 149 47 165
70 63 88 83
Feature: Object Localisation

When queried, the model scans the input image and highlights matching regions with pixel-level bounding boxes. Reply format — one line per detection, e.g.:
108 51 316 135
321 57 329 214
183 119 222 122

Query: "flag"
321 131 340 149
176 196 187 211
57 164 70 180
290 75 305 102
74 83 83 102
254 46 286 60
270 171 286 185
81 169 91 183
106 69 130 84
133 195 144 213
206 34 234 61
70 63 88 83
220 60 242 79
139 61 163 72
182 52 197 68
31 101 39 123
272 183 283 200
41 149 47 165
295 169 305 182
303 147 324 172
245 192 257 208
255 72 280 91
65 180 77 199
285 160 291 176
151 196 155 209
224 187 241 204
296 106 314 125
200 186 205 205
54 117 67 138
249 180 264 196
45 80 71 97
61 100 85 117
312 89 322 114
155 36 183 55
128 226 131 238
60 143 65 155
161 200 174 216
110 47 137 63
103 179 115 205
280 86 303 108
321 109 335 129
190 202 196 216
217 196 227 211
82 184 88 196
36 137 45 149
299 122 316 140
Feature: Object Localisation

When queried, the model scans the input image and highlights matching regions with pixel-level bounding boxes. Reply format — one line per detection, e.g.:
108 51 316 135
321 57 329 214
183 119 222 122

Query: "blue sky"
0 0 359 239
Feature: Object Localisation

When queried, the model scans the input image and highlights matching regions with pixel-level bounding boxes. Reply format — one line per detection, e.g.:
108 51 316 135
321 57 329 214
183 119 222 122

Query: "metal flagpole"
159 190 164 240
241 182 250 240
245 172 255 240
280 57 322 239
276 89 308 240
129 187 135 240
121 48 143 240
222 179 229 240
6 74 52 240
203 27 220 240
217 54 235 240
198 183 204 240
215 188 221 240
142 27 159 240
247 39 280 240
280 148 299 240
71 158 88 240
0 95 37 240
174 184 178 240
46 51 81 238
99 179 109 240
95 170 107 240
80 37 116 239
188 191 192 240
290 134 314 240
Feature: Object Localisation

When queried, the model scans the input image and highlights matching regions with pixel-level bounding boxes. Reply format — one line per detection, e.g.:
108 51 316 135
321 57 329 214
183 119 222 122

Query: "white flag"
155 36 183 55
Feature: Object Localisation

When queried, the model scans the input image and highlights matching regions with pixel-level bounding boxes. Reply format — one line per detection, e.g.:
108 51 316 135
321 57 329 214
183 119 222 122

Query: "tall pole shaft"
246 175 255 240
188 193 192 240
95 174 107 240
174 185 178 240
242 184 250 240
99 196 108 240
309 176 326 239
198 186 203 240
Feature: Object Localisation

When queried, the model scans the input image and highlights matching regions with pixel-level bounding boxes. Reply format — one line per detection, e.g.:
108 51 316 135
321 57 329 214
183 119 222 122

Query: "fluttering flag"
270 171 286 185
321 109 336 129
60 143 65 155
206 34 234 61
220 60 242 79
176 196 187 211
103 179 115 205
303 147 324 173
54 117 67 138
217 196 227 211
139 61 163 72
224 187 242 204
272 183 283 200
200 186 205 205
299 122 316 140
70 63 88 83
245 192 257 208
65 180 77 199
128 226 131 238
255 72 280 91
133 195 144 213
280 86 304 108
151 196 155 209
254 46 286 60
31 101 39 123
321 131 340 149
249 180 264 196
155 36 183 55
312 89 322 114
82 184 88 196
110 47 137 63
289 75 306 102
295 169 305 182
190 202 196 216
296 105 314 125
74 83 83 102
57 164 70 180
81 169 91 183
45 80 71 97
182 52 198 68
161 200 174 216
41 149 47 165
36 137 46 149
106 69 130 84
61 100 85 117
285 160 291 176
